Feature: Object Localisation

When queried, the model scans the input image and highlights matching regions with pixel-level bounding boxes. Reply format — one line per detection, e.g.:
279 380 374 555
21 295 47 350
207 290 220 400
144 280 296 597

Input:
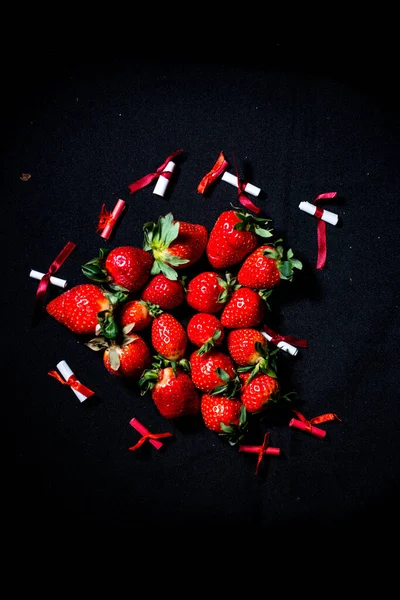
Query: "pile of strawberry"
46 207 302 446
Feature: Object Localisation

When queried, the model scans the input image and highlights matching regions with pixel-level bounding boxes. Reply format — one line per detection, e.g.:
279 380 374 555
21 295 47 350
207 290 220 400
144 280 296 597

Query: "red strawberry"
103 334 152 378
220 287 269 329
151 312 188 361
140 361 200 419
189 349 236 393
240 373 280 414
186 271 237 313
46 283 112 335
143 212 208 280
82 246 153 293
237 242 303 289
119 299 160 331
141 273 185 310
227 328 277 383
206 208 273 268
201 393 247 445
187 313 224 355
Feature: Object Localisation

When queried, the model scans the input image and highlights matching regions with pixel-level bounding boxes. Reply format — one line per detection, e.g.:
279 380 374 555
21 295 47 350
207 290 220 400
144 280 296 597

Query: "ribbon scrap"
263 325 308 349
48 370 95 398
232 154 261 214
33 241 76 321
290 410 342 438
312 192 338 270
129 417 173 451
128 150 183 194
197 151 229 194
239 432 279 476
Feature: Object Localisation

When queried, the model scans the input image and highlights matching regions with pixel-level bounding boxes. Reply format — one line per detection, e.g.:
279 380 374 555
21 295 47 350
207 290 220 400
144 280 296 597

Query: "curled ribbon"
197 151 229 194
263 325 308 348
48 370 94 398
128 431 173 451
292 410 342 433
255 432 270 475
97 204 114 232
33 241 76 322
232 154 261 214
313 192 337 270
128 149 183 194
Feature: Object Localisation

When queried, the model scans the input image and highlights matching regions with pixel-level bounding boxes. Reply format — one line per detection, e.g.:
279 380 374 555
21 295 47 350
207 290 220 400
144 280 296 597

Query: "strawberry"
143 212 208 280
206 207 273 269
189 349 236 393
151 312 188 361
187 313 224 355
186 271 237 313
220 287 270 329
240 372 280 414
201 394 247 445
237 241 303 289
119 299 161 331
141 273 185 310
82 246 153 293
102 334 152 378
46 283 113 335
226 328 278 383
139 359 200 419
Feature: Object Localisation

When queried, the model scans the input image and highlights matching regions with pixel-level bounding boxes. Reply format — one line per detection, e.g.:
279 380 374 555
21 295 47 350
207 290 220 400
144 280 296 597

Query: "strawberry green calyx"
82 248 111 283
220 404 248 447
211 368 241 398
197 329 223 356
216 272 240 304
237 342 279 385
231 205 274 238
143 212 189 280
262 241 303 281
139 353 190 394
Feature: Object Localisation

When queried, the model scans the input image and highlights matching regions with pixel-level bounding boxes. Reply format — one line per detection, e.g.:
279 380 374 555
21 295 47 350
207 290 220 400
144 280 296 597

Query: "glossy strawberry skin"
46 284 111 335
201 393 242 432
190 349 236 392
226 328 267 365
237 245 280 289
152 367 200 419
151 312 188 361
220 288 265 329
166 220 208 269
119 300 153 331
206 210 258 268
187 313 224 349
240 373 279 413
141 273 184 310
103 335 152 378
186 271 226 313
105 246 153 292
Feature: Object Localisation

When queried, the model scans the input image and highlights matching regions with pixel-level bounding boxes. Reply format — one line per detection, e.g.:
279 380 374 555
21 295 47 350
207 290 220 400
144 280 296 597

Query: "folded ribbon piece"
289 409 342 438
197 151 229 194
312 192 337 269
128 150 183 194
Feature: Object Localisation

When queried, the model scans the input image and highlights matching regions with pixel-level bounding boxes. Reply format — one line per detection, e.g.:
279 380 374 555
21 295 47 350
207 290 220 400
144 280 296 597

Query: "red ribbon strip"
128 150 183 194
128 431 174 451
263 325 308 348
48 370 95 398
312 192 337 270
34 241 76 316
292 410 342 433
232 154 261 214
97 204 115 232
197 151 229 194
256 432 270 475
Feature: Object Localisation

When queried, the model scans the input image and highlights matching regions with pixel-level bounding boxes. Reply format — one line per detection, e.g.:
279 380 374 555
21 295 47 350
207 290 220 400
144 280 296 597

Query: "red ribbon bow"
197 151 229 194
33 241 76 321
312 192 337 269
292 410 342 433
128 431 173 451
97 204 114 232
48 370 94 398
128 150 183 194
263 325 308 348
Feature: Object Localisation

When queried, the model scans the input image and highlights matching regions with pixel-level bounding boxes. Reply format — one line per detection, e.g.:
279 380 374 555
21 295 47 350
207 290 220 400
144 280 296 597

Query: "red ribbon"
312 192 337 270
263 325 308 348
34 241 76 319
48 370 95 398
232 154 261 214
128 150 183 194
197 151 229 194
292 410 342 433
128 431 173 451
96 204 114 232
255 432 270 475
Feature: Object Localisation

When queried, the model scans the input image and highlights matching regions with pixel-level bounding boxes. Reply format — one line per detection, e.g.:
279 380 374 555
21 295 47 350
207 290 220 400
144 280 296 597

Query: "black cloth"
5 42 399 547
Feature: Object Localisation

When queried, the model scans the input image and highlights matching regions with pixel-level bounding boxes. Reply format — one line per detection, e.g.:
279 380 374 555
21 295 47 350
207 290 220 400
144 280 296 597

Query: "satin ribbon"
33 241 76 320
263 325 308 348
48 370 95 398
255 432 270 475
128 431 173 451
197 151 229 194
128 149 183 194
292 410 342 433
312 192 337 270
232 154 261 214
97 204 115 232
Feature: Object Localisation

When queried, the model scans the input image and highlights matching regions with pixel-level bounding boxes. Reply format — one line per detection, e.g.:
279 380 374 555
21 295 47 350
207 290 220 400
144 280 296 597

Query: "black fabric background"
4 40 399 551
